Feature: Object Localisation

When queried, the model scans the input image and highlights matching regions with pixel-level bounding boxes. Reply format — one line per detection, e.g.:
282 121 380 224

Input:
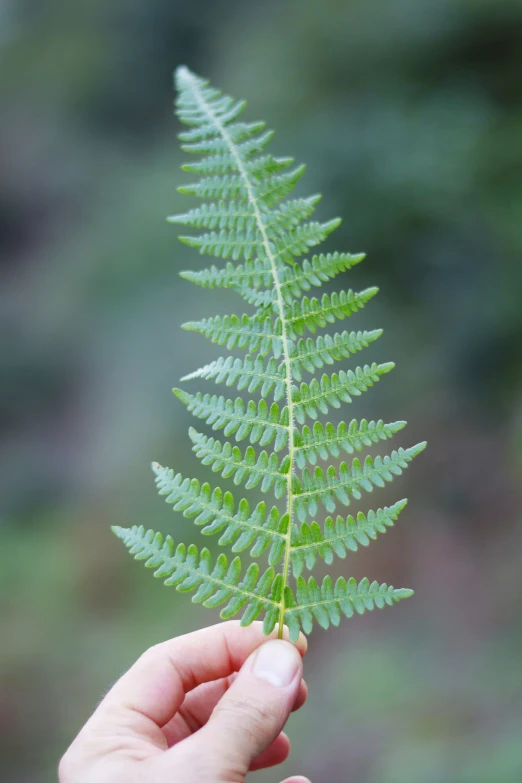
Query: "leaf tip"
379 361 395 374
413 440 428 455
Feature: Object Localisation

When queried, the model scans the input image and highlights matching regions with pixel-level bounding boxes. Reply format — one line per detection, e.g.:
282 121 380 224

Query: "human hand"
59 621 310 783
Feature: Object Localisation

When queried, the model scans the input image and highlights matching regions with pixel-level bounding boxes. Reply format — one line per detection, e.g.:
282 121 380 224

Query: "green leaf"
182 312 283 358
180 128 272 156
112 524 280 624
113 66 426 642
174 388 289 450
279 252 366 302
179 228 265 262
181 354 286 401
293 442 427 521
152 462 288 562
254 164 307 206
189 428 290 498
266 195 322 229
285 576 414 637
290 329 383 381
272 219 342 264
294 418 407 469
292 363 395 424
285 287 379 337
290 499 408 576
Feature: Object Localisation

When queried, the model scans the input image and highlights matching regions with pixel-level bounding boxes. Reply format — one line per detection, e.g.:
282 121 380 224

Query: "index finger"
98 621 307 729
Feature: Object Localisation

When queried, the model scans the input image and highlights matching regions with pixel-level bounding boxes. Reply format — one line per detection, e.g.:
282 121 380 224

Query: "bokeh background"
2 0 522 780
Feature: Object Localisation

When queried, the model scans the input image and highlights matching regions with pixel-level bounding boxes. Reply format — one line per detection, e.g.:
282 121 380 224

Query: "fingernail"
252 640 299 687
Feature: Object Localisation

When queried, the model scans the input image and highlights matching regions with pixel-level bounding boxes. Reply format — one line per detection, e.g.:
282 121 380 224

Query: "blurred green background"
2 0 522 780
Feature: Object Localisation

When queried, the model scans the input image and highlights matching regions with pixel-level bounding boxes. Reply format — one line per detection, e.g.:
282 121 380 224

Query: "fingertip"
268 626 308 656
218 620 307 657
296 631 308 656
251 639 302 687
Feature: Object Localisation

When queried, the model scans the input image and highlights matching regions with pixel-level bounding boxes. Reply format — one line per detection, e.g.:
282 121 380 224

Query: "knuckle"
215 694 274 735
139 642 164 665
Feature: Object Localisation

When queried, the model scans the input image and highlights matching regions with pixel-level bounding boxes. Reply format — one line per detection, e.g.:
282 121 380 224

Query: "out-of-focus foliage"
1 1 522 781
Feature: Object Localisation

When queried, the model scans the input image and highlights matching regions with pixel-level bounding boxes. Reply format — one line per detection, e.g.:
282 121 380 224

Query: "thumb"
197 639 303 779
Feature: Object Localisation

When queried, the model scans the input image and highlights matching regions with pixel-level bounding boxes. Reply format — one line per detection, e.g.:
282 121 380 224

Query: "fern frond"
170 194 319 233
182 312 283 357
267 195 322 228
113 525 410 638
176 90 247 127
238 287 279 309
254 164 306 205
179 215 340 285
179 174 248 200
290 329 383 381
293 442 427 521
179 228 265 262
153 463 287 562
113 66 426 642
170 200 257 231
180 251 366 307
180 152 292 177
285 287 379 337
279 252 366 301
112 524 283 626
189 428 290 497
272 218 342 264
180 256 272 291
290 499 408 576
292 363 395 424
181 354 286 401
284 576 413 636
179 123 269 151
173 388 289 450
294 418 407 469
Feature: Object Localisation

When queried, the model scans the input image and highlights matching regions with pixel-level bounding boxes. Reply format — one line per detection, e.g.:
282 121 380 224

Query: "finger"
293 678 308 711
250 732 290 771
185 639 303 779
281 778 312 783
95 620 306 732
162 674 308 746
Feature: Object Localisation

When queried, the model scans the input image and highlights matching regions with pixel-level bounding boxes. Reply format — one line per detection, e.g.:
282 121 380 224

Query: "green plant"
113 66 426 642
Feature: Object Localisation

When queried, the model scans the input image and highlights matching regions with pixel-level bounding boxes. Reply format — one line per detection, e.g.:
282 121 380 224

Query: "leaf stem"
185 72 295 639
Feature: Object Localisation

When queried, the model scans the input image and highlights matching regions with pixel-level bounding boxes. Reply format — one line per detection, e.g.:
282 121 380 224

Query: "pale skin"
59 621 311 783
